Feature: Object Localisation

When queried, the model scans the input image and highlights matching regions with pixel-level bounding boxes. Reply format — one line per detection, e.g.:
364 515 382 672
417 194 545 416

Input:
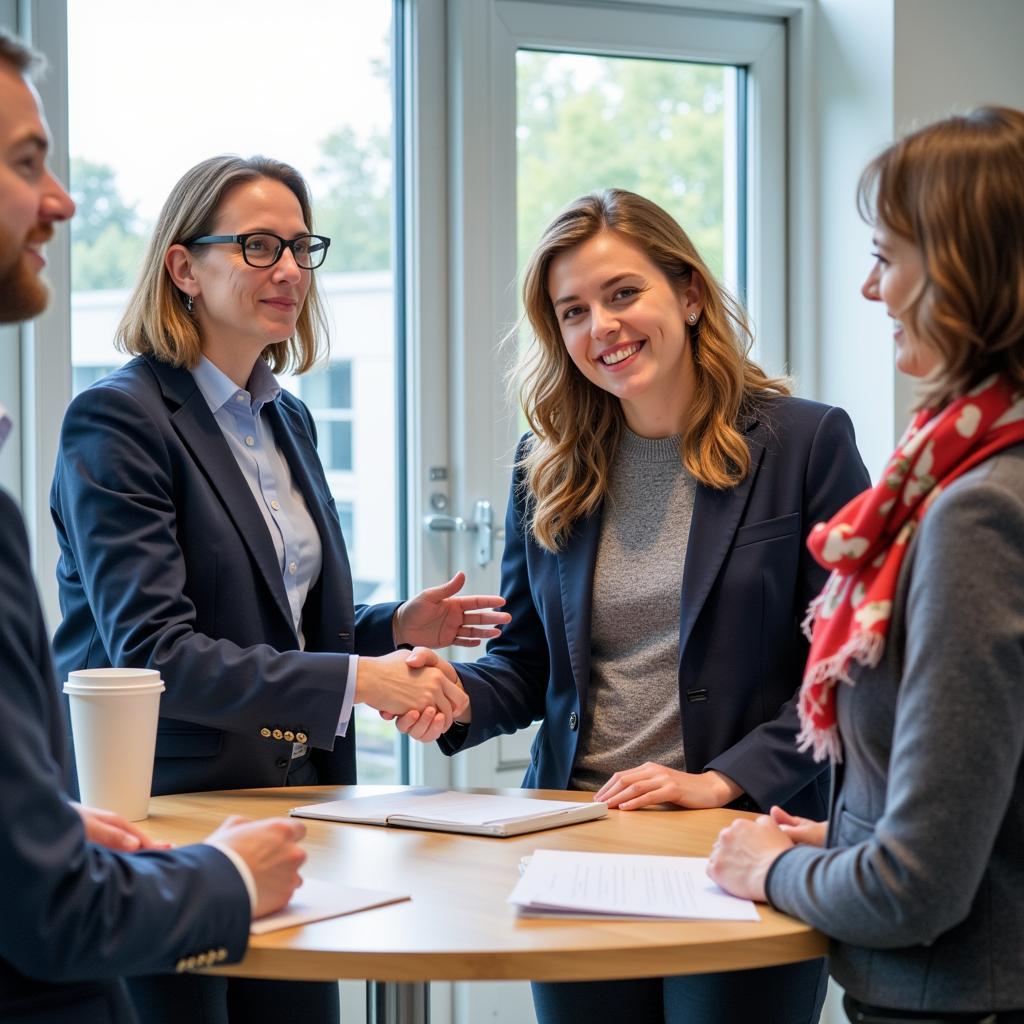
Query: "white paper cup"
63 668 165 821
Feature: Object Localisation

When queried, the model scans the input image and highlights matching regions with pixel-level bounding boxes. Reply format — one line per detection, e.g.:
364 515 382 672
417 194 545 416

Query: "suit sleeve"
766 473 1024 946
439 453 552 754
51 383 351 750
0 492 250 983
706 405 872 809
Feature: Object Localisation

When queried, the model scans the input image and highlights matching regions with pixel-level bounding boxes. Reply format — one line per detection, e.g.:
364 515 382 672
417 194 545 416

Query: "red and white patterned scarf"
798 375 1024 762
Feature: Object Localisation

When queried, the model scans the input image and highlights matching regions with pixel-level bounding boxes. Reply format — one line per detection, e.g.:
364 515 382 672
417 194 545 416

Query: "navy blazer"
442 396 870 819
0 489 250 1024
50 355 398 796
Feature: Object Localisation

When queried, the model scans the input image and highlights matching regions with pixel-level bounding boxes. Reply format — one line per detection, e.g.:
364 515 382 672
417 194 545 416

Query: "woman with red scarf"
709 106 1024 1024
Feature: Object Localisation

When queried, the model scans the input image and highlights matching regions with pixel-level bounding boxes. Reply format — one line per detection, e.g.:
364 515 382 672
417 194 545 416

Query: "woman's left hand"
393 571 511 648
595 764 743 810
706 815 794 902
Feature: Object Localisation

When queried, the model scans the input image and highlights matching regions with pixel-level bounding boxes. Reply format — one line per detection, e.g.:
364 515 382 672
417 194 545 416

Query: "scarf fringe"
796 721 843 764
798 630 886 763
804 630 885 689
801 591 825 642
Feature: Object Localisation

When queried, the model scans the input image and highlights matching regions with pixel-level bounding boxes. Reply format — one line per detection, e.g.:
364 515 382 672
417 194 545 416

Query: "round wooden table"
144 786 825 1023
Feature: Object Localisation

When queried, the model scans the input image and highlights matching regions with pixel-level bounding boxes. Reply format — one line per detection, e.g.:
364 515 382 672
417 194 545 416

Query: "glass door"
437 4 785 1020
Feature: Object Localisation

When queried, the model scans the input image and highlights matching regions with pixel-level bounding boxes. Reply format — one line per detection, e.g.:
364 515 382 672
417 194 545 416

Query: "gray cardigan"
766 445 1024 1013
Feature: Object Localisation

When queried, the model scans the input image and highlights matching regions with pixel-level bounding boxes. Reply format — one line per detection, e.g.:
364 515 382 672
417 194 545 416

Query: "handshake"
351 569 508 743
355 647 469 744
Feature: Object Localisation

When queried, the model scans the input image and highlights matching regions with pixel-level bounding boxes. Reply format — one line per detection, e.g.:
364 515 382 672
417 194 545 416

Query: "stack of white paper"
508 849 760 921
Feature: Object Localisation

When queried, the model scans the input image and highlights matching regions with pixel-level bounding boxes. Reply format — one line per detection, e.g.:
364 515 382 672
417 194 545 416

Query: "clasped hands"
707 806 826 902
359 572 509 743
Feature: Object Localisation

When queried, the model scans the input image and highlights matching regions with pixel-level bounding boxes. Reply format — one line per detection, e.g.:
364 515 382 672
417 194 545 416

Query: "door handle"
424 499 501 568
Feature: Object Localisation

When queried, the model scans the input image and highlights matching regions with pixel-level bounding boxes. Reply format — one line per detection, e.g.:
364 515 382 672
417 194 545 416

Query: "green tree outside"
313 124 392 274
516 52 728 279
70 157 147 291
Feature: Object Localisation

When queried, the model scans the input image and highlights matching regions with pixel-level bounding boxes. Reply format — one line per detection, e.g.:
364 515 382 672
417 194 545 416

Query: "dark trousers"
532 957 828 1024
125 974 340 1024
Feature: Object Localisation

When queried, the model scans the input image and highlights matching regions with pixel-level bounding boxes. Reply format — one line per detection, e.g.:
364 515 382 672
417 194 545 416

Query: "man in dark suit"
0 30 308 1024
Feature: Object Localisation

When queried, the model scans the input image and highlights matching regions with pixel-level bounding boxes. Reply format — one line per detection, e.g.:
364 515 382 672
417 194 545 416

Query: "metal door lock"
424 499 502 567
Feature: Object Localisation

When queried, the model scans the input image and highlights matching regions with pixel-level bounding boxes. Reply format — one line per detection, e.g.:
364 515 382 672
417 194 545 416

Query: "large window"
66 0 402 782
517 52 738 289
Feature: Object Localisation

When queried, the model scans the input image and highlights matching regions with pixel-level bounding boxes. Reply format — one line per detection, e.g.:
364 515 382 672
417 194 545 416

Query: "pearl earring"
687 312 698 325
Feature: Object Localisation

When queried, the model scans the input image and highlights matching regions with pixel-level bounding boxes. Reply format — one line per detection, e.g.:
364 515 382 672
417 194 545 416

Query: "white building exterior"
70 271 397 603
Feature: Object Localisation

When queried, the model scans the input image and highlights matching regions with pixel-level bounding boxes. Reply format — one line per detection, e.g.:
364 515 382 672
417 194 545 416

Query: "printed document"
508 849 760 920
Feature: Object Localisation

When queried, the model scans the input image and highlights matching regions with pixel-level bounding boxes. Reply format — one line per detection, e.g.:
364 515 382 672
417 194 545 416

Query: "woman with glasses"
49 154 506 1024
708 107 1024 1024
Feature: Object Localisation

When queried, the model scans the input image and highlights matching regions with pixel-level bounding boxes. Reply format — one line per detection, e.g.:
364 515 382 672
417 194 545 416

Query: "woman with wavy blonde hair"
411 188 870 1021
518 188 791 551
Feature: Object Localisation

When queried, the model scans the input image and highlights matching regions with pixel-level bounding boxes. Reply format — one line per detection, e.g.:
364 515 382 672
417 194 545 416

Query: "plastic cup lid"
63 681 165 695
65 668 161 688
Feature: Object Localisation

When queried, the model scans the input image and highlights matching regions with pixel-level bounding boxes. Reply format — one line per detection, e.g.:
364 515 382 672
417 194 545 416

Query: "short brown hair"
116 155 329 375
858 106 1024 408
0 30 44 76
518 189 789 552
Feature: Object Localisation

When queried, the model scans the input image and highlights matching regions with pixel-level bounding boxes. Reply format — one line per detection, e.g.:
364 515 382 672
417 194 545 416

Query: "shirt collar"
0 404 11 453
192 355 281 415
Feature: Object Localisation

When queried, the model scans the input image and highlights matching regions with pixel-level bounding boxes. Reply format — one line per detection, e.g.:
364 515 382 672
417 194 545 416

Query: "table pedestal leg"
367 980 430 1024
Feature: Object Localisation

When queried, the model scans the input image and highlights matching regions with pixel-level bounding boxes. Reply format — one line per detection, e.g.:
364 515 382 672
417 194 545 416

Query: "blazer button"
275 757 289 769
260 727 272 738
568 712 579 731
272 728 284 740
283 730 295 742
295 731 308 744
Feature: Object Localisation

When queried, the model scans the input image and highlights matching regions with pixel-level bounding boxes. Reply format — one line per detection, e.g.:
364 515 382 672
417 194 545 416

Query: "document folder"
291 788 607 837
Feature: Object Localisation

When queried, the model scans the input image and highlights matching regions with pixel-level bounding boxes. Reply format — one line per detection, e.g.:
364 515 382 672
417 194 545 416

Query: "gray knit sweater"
570 429 695 792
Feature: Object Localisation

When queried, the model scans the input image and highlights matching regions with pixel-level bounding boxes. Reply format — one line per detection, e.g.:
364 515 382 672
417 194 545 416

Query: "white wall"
813 0 1024 478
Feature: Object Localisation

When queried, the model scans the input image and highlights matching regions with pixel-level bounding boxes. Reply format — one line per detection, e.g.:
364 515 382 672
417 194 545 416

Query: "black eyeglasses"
187 232 331 270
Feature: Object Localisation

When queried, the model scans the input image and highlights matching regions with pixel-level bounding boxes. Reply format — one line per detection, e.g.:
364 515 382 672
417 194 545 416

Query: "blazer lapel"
678 420 767 657
557 510 602 709
148 359 296 636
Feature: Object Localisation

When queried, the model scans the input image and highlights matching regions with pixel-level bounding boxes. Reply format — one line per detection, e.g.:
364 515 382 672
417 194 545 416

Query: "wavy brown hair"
518 188 789 552
116 155 328 374
858 106 1024 409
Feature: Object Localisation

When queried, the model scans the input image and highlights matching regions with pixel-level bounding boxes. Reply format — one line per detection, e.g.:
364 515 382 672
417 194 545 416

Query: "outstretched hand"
393 571 510 648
